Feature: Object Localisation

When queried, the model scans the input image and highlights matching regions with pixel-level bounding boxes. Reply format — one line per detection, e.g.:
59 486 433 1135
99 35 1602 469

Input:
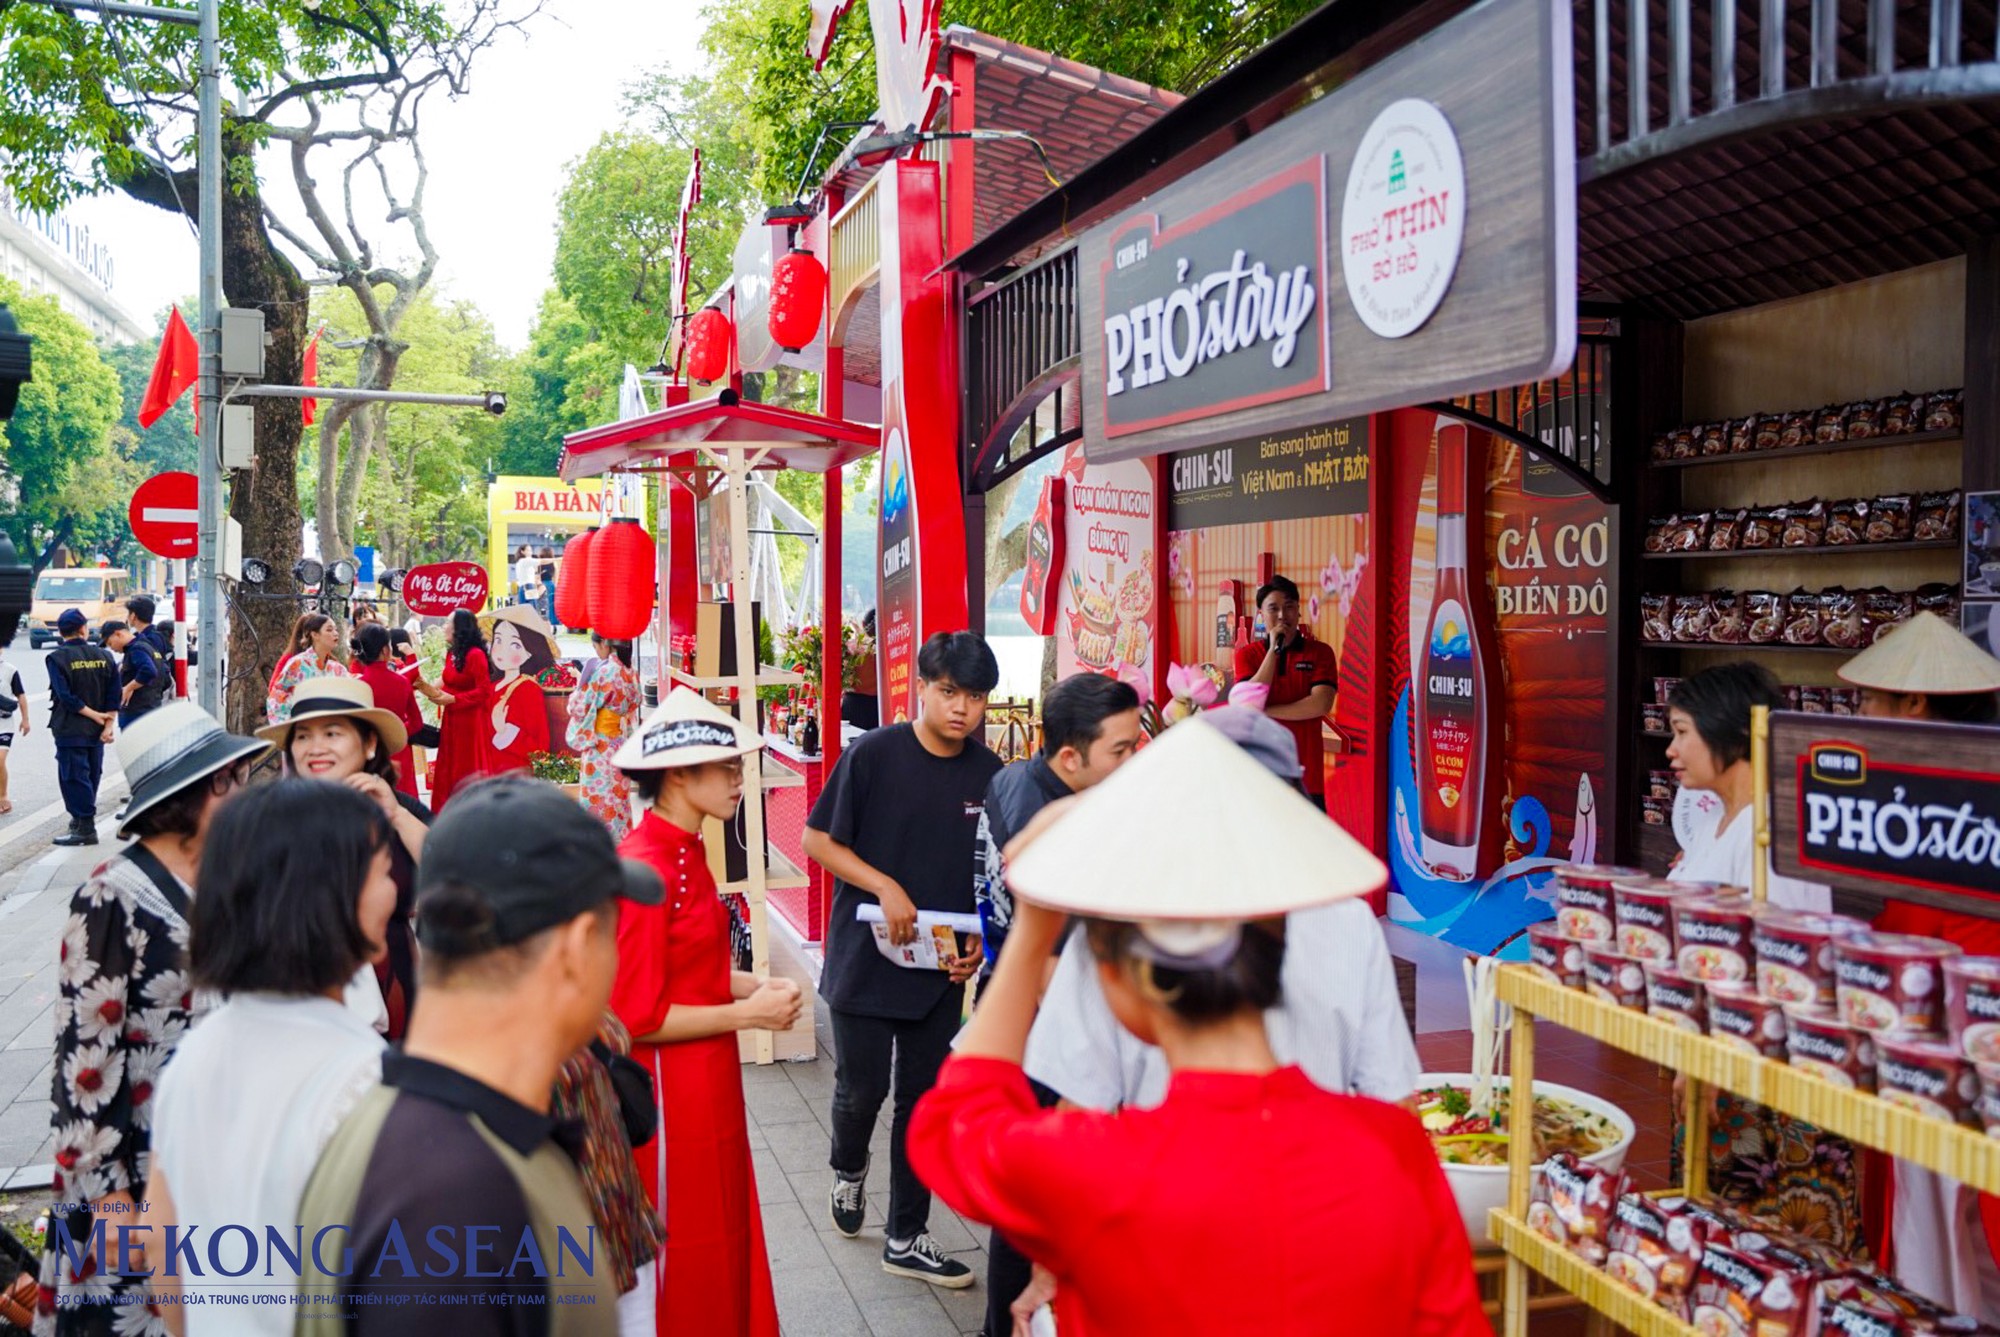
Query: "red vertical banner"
876 159 969 722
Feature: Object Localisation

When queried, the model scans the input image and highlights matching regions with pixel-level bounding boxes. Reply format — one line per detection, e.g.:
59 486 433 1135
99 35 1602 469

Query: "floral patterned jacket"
37 846 198 1336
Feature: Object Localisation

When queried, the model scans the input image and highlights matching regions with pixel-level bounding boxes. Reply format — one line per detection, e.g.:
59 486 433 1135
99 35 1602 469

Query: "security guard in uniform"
47 608 119 845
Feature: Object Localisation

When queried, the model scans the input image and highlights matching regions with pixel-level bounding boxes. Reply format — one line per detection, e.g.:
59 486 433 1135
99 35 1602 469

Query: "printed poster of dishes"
1054 444 1157 694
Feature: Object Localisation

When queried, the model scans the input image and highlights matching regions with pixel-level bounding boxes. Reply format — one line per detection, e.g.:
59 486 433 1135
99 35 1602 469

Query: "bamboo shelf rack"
1493 964 2000 1334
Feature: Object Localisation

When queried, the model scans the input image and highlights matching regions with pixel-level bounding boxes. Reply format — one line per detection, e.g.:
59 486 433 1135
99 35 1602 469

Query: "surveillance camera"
484 391 507 416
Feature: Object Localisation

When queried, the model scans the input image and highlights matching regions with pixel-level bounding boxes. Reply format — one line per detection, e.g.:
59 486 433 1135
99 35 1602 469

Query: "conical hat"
1836 611 2000 695
1004 717 1386 920
480 604 558 660
612 686 764 770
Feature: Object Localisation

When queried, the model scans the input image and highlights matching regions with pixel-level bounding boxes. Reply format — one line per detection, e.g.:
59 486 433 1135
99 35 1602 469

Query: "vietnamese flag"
137 307 199 429
302 326 321 426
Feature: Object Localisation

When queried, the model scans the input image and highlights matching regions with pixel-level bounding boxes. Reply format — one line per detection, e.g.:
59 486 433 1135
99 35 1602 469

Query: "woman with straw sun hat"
909 719 1487 1334
1837 610 2000 1317
608 688 800 1336
255 677 431 1041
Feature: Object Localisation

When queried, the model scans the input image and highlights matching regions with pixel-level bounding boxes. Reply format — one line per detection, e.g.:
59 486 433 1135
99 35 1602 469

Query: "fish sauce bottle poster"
1385 411 1618 955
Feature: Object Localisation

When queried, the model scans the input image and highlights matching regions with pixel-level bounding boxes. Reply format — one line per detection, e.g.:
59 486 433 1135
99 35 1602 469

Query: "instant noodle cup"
1526 920 1585 989
1783 1005 1876 1091
1976 1061 2000 1136
1944 956 2000 1064
1673 891 1757 983
1583 942 1647 1010
1834 931 1961 1034
1753 910 1863 1008
1612 877 1690 963
1644 962 1706 1034
1875 1032 1980 1126
1555 864 1639 944
1706 981 1788 1059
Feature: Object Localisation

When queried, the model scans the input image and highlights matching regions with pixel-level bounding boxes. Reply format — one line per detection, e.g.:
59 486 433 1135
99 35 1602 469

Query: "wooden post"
726 445 774 1064
1503 1006 1537 1337
1750 704 1770 905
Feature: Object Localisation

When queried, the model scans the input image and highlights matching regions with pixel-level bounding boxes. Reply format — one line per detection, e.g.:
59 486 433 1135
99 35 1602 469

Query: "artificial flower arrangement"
776 618 876 689
528 750 581 785
1142 661 1267 737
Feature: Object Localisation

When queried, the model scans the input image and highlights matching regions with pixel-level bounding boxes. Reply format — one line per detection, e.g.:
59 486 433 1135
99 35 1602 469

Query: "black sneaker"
882 1234 975 1289
52 819 97 848
828 1172 866 1238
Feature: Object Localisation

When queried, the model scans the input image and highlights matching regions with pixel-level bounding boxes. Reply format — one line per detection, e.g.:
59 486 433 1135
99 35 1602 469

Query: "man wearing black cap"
46 608 119 846
296 777 661 1332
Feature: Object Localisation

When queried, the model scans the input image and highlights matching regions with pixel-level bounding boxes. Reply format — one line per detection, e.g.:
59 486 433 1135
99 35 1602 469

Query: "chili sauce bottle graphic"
1417 423 1487 881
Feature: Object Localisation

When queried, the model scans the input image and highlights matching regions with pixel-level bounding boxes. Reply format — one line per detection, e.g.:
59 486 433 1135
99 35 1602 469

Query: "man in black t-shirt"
804 630 1002 1290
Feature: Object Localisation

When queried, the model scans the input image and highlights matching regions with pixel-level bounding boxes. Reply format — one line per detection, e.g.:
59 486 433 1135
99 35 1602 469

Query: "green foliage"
0 280 126 567
104 332 196 478
497 291 627 478
0 0 452 212
553 132 691 364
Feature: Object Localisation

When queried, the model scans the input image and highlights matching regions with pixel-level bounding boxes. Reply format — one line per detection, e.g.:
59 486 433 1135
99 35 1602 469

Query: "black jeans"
828 986 963 1242
983 1077 1060 1337
55 736 103 821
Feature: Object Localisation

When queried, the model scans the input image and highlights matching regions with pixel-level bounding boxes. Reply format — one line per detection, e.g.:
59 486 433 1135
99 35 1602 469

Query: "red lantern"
683 307 732 384
768 246 828 353
588 516 655 640
553 526 596 631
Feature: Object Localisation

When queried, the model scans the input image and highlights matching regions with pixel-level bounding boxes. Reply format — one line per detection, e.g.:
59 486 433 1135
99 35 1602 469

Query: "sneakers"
52 818 98 848
882 1234 974 1289
828 1172 866 1238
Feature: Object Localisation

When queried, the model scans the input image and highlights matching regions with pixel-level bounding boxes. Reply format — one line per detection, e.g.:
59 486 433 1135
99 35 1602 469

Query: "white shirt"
1670 802 1831 912
150 993 385 1330
1022 901 1421 1111
514 555 540 590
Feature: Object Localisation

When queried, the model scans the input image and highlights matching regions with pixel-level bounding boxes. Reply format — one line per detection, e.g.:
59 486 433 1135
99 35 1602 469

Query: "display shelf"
1495 966 2000 1193
668 664 807 690
1650 428 1961 469
760 764 805 791
762 732 823 765
1489 1212 1699 1337
1641 639 1853 655
1641 538 1958 560
722 844 808 897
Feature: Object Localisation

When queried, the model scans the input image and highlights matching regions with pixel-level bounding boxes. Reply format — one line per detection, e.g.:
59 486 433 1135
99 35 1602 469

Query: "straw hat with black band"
253 676 409 754
117 702 274 838
1002 717 1387 963
613 686 763 771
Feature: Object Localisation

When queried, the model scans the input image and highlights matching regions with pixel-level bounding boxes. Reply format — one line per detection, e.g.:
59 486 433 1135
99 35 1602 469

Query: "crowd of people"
23 585 2000 1336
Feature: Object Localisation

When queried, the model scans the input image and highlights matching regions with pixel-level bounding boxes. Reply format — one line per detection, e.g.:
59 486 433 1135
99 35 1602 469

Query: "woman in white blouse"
143 780 397 1333
1665 663 1857 1253
1665 662 1831 911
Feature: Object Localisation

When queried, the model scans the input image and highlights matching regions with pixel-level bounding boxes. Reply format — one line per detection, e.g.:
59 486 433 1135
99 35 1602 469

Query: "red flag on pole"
302 326 321 426
137 307 199 429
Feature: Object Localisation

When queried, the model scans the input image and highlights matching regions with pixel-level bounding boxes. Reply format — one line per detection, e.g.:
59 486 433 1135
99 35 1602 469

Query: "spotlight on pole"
293 557 324 589
241 557 271 586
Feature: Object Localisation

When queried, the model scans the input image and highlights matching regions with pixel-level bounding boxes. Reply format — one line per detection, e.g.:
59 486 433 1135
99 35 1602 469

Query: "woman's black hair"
608 639 633 669
388 627 415 654
191 779 391 995
493 619 556 679
125 777 218 843
287 713 400 784
1082 918 1285 1024
1668 662 1784 770
915 630 1000 694
355 623 391 666
629 768 667 805
447 608 486 672
1923 690 2000 725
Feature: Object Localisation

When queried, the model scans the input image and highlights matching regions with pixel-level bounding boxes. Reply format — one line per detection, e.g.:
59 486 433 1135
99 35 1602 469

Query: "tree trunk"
220 126 310 736
334 398 388 556
315 398 359 560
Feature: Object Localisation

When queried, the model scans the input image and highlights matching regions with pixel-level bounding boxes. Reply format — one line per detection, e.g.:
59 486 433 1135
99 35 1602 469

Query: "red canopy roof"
559 396 879 481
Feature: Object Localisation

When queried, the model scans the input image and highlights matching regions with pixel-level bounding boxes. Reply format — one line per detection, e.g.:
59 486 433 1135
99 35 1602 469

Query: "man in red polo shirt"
1232 575 1338 802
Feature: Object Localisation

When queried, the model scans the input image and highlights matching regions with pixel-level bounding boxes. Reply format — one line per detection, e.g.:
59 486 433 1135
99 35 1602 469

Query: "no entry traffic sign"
129 471 200 558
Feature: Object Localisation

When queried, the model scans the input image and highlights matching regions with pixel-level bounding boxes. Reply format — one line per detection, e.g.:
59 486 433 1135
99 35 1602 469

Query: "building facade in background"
0 185 147 345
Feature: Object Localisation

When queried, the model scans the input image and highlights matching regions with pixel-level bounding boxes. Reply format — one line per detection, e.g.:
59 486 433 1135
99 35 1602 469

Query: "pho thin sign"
1770 713 2000 911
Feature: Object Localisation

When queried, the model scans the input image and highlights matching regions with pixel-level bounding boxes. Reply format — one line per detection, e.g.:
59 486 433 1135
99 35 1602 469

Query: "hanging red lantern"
588 517 655 640
768 246 827 353
683 306 733 384
553 526 596 631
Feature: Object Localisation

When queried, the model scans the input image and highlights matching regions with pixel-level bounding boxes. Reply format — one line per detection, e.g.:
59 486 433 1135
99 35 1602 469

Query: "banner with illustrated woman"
480 605 556 775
